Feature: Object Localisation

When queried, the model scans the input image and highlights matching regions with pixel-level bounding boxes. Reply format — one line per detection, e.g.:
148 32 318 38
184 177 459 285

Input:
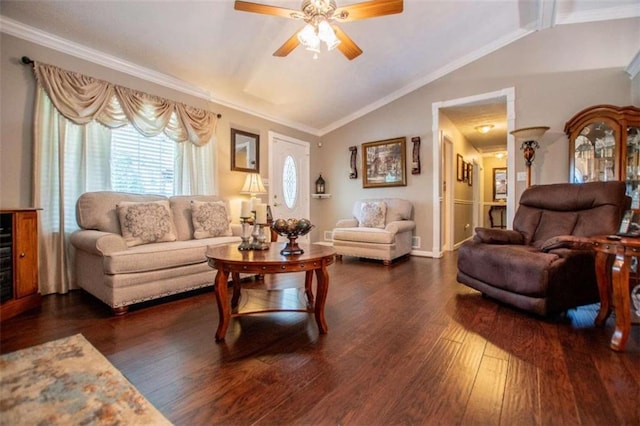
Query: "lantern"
315 174 325 194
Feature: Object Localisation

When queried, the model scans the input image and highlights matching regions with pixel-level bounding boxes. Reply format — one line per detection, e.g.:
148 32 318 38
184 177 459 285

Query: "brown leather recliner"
457 181 628 316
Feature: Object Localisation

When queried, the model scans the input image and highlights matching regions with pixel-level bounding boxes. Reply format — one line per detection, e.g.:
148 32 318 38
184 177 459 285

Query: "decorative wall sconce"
510 126 549 188
315 174 326 194
411 136 421 175
349 146 357 179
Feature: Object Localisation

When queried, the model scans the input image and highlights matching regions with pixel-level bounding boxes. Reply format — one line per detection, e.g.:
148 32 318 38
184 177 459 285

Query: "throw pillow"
359 201 387 229
191 200 232 239
117 200 177 247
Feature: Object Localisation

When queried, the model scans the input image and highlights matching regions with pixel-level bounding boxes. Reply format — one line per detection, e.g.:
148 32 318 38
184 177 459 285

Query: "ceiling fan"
234 0 404 60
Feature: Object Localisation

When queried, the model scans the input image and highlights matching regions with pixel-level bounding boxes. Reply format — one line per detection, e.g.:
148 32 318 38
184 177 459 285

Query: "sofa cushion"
170 195 231 241
458 241 560 297
191 200 232 239
103 236 240 274
76 191 167 234
359 201 387 229
332 227 395 244
117 200 178 247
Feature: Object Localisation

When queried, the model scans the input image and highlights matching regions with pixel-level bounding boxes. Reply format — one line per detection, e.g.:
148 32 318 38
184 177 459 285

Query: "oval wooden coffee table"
206 242 336 342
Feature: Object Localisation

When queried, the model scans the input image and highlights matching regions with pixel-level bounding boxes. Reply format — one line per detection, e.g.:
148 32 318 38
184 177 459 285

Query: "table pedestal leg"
231 272 241 310
594 251 612 326
610 253 631 351
304 270 314 309
214 269 230 342
314 265 329 334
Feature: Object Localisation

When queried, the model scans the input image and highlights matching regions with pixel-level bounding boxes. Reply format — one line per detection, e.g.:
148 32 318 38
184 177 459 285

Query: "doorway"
268 131 311 241
431 88 516 257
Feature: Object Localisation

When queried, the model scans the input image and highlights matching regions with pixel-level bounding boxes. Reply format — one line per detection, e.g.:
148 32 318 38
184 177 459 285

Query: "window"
111 125 176 196
282 155 298 208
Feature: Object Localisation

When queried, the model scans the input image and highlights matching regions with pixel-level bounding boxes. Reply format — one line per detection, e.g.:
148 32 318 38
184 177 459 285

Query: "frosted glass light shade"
510 126 550 142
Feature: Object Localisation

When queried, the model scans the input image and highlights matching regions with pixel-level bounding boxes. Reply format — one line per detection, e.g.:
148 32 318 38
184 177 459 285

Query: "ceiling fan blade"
334 0 403 22
234 1 301 19
273 32 301 57
333 26 363 60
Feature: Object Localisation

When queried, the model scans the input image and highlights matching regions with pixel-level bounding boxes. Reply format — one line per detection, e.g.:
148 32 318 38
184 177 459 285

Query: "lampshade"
240 173 267 195
510 126 550 141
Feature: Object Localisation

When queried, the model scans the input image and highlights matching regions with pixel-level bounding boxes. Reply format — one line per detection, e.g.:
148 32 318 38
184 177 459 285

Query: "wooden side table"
591 235 639 351
206 242 335 342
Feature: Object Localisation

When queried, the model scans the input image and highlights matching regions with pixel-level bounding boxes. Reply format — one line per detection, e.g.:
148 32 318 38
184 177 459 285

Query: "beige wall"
317 19 637 254
2 18 638 254
0 33 320 218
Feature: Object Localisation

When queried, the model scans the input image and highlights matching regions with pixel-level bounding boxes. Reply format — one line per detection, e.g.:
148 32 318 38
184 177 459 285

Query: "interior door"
268 131 311 241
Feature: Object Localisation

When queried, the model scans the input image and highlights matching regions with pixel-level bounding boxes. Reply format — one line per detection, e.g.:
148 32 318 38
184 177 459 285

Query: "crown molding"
556 4 640 25
0 15 321 137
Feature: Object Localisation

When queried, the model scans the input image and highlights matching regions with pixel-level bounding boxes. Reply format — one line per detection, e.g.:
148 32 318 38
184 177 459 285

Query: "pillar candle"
240 201 251 218
255 203 267 224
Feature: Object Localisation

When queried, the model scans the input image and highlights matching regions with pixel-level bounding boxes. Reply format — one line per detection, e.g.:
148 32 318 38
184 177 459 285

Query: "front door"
268 131 311 241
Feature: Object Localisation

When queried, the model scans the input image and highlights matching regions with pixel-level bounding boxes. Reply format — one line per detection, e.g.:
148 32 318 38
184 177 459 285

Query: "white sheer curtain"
32 62 219 295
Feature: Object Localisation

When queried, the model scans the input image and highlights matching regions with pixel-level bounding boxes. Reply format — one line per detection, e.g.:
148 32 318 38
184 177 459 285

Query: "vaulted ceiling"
1 1 638 136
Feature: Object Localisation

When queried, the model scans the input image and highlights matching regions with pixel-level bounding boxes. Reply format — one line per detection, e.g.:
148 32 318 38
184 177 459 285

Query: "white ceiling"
1 0 639 136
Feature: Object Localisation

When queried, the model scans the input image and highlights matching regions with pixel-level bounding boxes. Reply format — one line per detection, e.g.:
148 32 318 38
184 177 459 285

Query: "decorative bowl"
271 218 314 255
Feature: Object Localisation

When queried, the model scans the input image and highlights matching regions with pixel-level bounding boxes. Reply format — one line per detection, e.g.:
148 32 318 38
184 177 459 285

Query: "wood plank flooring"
1 252 639 425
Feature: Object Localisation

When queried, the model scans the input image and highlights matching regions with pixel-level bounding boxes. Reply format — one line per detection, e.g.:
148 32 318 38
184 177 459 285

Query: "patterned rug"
0 334 171 425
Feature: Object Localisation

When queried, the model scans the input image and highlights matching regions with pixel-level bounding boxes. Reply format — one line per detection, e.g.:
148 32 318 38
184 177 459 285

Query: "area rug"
0 334 171 425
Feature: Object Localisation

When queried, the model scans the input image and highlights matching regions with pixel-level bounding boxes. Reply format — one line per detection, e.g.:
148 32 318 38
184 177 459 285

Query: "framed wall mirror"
231 129 259 172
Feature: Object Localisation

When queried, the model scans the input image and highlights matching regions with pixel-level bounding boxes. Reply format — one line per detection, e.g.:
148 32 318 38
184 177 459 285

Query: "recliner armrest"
473 227 524 245
385 220 416 234
335 218 358 228
70 230 127 255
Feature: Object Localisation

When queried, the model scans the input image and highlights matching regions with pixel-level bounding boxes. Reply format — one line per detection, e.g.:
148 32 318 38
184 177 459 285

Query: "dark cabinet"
0 209 41 321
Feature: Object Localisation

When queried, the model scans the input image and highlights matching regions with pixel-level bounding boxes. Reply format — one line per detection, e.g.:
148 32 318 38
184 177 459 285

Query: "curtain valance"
34 62 218 146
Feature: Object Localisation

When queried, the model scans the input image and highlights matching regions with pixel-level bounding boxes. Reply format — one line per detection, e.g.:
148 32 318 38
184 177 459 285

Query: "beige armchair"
332 198 415 265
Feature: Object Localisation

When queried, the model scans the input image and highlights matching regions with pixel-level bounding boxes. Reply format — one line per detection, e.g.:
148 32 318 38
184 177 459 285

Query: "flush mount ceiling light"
475 124 494 134
234 0 404 60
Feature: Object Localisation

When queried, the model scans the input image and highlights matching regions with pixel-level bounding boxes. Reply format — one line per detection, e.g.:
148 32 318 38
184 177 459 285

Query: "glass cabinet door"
626 126 640 195
573 122 617 183
566 105 640 196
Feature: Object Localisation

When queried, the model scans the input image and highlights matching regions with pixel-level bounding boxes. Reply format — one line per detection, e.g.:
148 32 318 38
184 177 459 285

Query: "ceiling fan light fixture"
318 20 341 50
298 24 321 52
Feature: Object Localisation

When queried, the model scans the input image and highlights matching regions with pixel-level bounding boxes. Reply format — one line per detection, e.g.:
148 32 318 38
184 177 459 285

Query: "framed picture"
362 137 407 188
467 163 473 186
493 168 507 200
456 154 464 181
462 160 468 182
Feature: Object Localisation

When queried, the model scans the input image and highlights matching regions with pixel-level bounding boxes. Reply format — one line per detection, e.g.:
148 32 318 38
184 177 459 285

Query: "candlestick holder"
250 223 270 250
237 217 252 251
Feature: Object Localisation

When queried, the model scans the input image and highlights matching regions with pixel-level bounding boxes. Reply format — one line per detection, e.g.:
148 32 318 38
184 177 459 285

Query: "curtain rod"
20 55 222 119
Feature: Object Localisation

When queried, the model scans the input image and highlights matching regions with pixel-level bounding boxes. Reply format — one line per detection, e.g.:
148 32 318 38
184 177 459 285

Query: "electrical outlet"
412 236 420 248
324 230 333 241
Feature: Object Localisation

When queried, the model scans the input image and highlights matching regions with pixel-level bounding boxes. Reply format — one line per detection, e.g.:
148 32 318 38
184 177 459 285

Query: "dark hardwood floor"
1 252 639 425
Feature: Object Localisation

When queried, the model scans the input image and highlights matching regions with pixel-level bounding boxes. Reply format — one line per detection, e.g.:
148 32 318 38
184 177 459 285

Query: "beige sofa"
332 198 415 265
70 192 241 314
